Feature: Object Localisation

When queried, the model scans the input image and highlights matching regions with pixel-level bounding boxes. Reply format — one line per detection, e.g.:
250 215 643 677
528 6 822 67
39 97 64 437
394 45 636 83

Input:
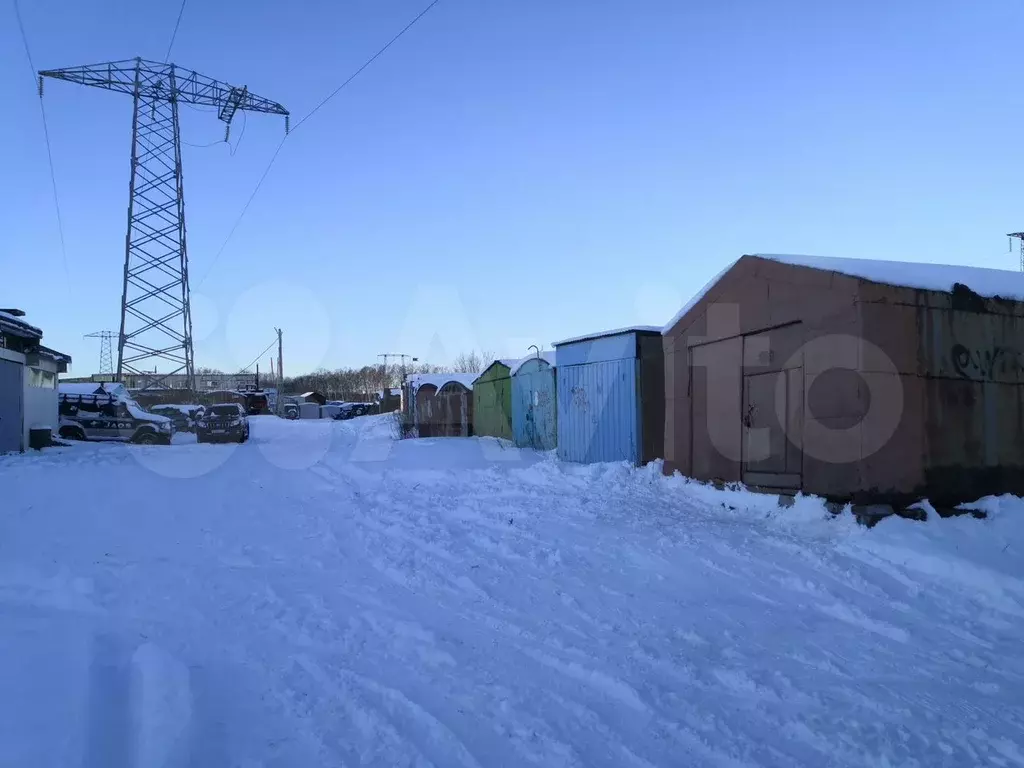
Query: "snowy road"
2 415 1023 767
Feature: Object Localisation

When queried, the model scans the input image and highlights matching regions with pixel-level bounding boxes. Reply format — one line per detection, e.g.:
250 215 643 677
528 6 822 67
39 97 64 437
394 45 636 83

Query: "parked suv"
196 403 250 443
58 394 173 444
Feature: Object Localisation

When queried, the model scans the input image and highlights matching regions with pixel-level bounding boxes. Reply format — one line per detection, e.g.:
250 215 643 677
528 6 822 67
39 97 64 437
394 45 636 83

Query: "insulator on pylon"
224 124 231 143
285 115 290 134
38 76 44 98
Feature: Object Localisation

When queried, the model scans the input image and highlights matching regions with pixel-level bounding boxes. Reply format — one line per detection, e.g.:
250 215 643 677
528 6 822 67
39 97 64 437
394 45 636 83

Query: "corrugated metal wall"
512 359 557 451
664 254 1024 504
416 384 438 437
473 364 513 440
557 357 639 464
437 383 472 437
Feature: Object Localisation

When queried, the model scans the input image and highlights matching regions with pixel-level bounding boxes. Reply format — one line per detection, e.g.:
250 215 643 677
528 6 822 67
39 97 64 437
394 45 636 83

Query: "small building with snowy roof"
412 379 439 437
298 391 327 406
405 373 477 438
472 359 518 441
0 309 71 452
511 351 557 451
552 327 664 465
436 378 474 437
663 253 1024 505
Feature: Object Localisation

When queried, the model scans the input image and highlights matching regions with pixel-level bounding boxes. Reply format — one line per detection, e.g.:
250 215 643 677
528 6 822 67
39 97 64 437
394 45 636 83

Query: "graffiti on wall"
570 385 589 410
951 343 1024 381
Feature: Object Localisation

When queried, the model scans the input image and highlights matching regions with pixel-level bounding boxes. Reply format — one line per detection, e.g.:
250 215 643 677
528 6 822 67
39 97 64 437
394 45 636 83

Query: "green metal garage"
472 359 516 441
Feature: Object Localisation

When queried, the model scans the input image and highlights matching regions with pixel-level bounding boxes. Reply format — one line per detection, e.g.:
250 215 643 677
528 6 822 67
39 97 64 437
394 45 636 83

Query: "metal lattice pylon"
40 58 289 391
84 330 115 374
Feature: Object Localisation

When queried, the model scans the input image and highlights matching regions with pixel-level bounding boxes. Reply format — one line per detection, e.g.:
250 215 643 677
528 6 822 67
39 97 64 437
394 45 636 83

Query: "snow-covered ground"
2 415 1023 767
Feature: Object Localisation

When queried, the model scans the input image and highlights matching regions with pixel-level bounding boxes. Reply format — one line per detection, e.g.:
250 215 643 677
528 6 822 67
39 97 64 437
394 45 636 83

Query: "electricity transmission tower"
378 353 418 386
84 330 115 375
40 58 289 391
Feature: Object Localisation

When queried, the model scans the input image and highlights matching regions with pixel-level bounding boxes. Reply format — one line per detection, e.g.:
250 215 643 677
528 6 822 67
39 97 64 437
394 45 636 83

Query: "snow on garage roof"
408 373 477 392
759 253 1024 300
662 253 1024 334
35 346 71 363
474 358 521 379
436 376 476 391
552 326 662 347
0 310 42 338
509 351 556 376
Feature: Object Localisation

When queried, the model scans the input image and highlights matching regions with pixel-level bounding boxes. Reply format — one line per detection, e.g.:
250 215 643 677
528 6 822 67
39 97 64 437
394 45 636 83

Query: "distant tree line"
197 350 496 401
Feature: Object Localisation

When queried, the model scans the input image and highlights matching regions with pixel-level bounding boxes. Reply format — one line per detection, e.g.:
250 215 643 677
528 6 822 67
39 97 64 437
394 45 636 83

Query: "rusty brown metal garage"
415 383 439 438
436 378 474 437
663 253 1024 506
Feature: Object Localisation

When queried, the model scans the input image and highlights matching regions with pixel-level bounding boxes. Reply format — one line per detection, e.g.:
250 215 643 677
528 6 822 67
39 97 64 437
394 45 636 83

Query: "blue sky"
5 0 1024 376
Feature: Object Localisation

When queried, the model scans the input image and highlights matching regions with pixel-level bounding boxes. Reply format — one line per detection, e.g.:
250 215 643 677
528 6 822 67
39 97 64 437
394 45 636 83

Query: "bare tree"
448 349 497 374
278 358 460 398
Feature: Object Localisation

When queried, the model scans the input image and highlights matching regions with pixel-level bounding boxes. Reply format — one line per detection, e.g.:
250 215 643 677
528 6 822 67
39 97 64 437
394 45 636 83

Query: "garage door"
741 325 804 490
0 359 23 453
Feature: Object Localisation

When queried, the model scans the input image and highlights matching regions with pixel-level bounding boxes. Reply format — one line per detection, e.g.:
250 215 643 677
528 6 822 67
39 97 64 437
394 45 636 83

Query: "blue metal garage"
511 352 557 451
553 327 664 465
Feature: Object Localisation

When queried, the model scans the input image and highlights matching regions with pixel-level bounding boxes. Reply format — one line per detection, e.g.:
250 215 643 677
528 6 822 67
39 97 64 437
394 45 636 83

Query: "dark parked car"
196 403 250 443
150 404 205 433
332 402 372 420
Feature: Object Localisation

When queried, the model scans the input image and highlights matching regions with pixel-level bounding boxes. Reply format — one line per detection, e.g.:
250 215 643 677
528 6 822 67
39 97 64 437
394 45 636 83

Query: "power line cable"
195 0 442 287
164 0 187 62
182 110 245 151
14 0 70 289
239 338 279 374
229 110 247 156
194 135 287 288
183 137 225 149
289 0 441 134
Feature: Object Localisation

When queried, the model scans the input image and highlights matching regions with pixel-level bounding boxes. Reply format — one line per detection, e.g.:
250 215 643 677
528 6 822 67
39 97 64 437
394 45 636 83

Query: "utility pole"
40 58 289 392
84 331 115 376
275 327 284 415
379 353 418 387
1009 232 1024 272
